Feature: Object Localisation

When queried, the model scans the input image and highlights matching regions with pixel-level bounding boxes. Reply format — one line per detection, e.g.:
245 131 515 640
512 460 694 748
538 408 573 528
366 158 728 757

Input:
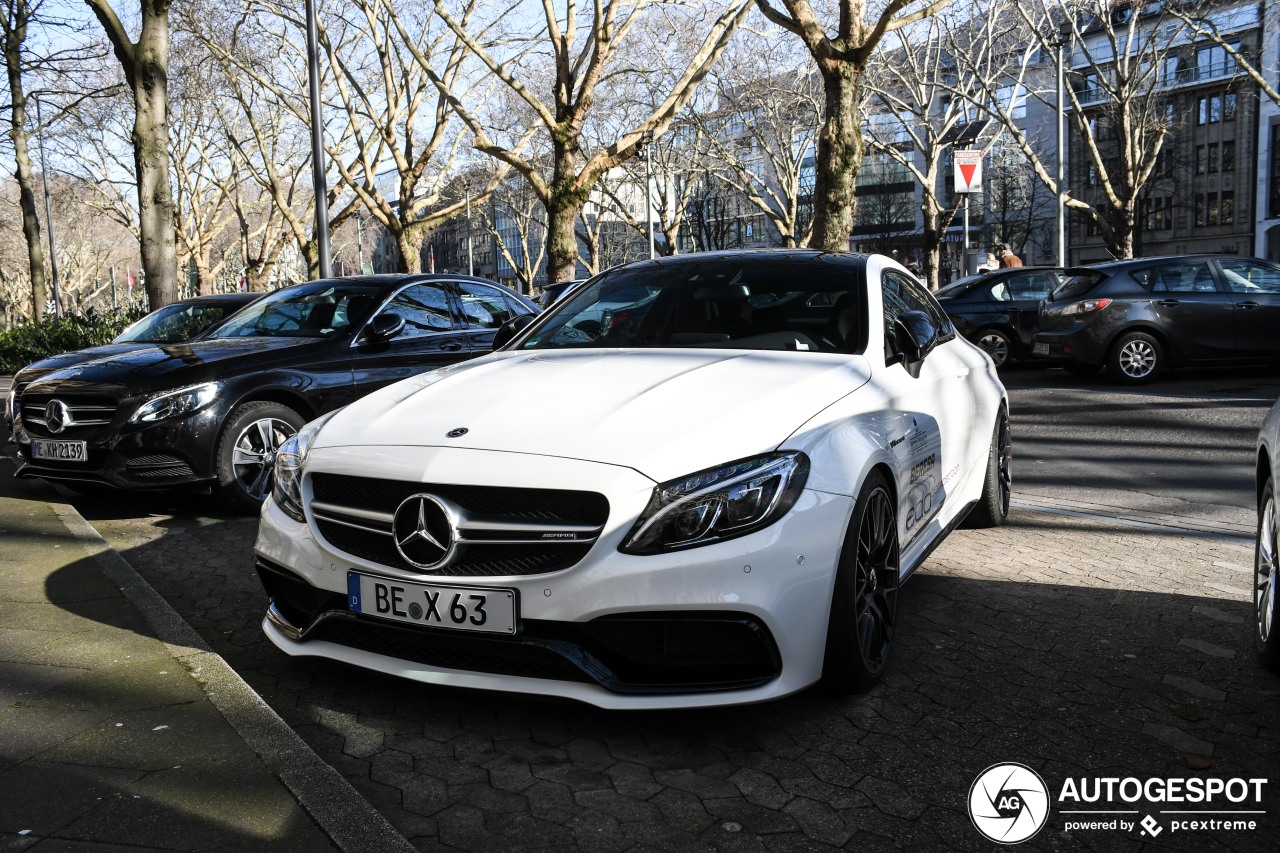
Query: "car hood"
14 342 156 386
21 337 332 398
315 348 872 483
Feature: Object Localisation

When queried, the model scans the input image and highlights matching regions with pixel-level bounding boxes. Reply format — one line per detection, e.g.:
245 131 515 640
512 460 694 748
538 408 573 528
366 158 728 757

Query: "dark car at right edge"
1033 255 1280 383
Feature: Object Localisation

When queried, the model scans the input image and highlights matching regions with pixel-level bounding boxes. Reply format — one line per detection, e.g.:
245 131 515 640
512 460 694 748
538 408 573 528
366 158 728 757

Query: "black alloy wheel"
822 472 900 693
964 408 1011 529
1256 478 1280 673
975 329 1013 369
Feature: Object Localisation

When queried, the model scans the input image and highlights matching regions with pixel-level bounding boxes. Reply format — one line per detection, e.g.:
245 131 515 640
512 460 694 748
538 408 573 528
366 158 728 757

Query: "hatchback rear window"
1053 272 1106 301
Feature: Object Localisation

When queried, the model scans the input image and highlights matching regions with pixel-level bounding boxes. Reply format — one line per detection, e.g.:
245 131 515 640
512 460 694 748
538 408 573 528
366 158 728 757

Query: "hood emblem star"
446 427 468 438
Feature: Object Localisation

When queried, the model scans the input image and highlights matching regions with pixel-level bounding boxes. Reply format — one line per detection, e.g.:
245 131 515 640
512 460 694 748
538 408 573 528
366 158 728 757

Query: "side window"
380 284 454 338
455 281 520 330
989 282 1011 302
1220 259 1280 294
1141 260 1218 293
882 271 953 362
1006 273 1054 301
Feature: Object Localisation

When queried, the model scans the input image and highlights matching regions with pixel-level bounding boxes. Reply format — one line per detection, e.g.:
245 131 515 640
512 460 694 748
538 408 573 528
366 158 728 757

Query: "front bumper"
254 445 853 709
10 406 222 490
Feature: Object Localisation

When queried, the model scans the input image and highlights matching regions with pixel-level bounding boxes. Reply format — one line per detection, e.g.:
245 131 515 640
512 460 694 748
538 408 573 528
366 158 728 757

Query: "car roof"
179 293 260 305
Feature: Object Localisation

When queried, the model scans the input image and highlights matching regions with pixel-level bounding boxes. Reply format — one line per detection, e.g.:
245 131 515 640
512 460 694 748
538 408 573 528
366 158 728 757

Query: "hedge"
0 310 142 375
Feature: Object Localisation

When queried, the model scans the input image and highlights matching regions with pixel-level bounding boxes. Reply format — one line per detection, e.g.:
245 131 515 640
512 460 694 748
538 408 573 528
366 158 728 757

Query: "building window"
1195 145 1206 175
1197 190 1236 226
1270 124 1280 219
1197 92 1237 124
1144 197 1173 232
1195 43 1239 80
1221 190 1234 225
1222 141 1235 172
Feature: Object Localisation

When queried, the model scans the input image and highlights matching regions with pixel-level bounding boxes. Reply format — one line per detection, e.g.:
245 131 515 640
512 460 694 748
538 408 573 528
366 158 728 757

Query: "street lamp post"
465 182 474 276
304 0 332 279
33 94 63 318
641 130 655 259
1055 24 1070 267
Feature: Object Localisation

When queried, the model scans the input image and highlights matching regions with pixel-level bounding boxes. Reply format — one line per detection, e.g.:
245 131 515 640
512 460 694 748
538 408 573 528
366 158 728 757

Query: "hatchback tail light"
1058 298 1112 316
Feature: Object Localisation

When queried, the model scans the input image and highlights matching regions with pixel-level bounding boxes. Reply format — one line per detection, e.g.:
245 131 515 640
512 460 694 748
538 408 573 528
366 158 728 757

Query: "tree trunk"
810 65 863 252
3 4 49 322
921 209 943 291
133 31 177 308
545 142 589 283
396 226 422 274
301 238 321 280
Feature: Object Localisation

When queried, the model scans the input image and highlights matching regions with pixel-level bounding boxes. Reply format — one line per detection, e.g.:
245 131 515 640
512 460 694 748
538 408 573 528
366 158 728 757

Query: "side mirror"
492 314 534 349
894 310 938 365
359 312 405 345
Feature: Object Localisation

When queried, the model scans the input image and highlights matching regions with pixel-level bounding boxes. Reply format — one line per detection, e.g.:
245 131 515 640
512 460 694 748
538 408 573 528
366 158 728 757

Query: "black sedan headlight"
271 410 340 522
620 452 809 555
128 382 220 424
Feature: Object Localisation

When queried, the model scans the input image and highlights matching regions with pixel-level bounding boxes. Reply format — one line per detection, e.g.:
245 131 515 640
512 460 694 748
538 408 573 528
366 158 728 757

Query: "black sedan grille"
308 473 609 577
21 392 120 439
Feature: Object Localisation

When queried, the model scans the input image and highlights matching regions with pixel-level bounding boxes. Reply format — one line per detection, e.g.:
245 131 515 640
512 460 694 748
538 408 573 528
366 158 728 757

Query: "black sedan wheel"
1256 478 1280 673
1107 331 1163 384
822 472 900 693
975 329 1013 369
215 401 304 513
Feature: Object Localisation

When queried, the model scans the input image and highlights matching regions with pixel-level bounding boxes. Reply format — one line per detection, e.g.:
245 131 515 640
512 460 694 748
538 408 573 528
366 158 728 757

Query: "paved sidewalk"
0 377 413 852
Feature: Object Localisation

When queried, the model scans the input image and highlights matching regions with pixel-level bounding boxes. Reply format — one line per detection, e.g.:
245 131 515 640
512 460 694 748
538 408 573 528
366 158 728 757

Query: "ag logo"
968 762 1050 844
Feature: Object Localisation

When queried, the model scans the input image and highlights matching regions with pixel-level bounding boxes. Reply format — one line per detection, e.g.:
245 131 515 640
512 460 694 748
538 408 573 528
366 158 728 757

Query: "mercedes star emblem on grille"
391 494 456 569
446 427 469 438
45 399 71 434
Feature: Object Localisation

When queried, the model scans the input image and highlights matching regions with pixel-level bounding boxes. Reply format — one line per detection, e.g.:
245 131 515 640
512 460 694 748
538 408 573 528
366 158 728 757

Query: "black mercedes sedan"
9 275 536 511
4 293 260 428
1033 255 1280 383
934 267 1065 368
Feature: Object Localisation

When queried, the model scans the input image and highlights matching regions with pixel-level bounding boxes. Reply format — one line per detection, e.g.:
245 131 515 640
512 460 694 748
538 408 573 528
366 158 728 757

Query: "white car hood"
317 349 872 483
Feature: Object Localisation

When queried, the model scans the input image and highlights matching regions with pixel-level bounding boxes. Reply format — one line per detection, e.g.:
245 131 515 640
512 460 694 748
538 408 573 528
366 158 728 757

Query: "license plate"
1033 343 1050 355
347 572 515 634
31 439 87 462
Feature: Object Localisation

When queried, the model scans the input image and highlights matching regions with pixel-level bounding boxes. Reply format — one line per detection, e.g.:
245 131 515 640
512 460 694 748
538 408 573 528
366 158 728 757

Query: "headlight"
4 387 14 423
620 452 809 555
129 382 221 424
271 409 341 522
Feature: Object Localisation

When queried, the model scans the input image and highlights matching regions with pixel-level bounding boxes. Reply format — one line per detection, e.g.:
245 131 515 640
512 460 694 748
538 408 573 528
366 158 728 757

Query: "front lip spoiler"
263 602 779 696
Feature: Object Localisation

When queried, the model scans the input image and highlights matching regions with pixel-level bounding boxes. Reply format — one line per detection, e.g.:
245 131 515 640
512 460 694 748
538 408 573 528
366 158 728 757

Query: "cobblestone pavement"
68 493 1280 852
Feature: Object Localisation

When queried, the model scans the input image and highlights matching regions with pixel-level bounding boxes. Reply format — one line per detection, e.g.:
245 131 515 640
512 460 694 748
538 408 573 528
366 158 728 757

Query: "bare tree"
753 0 952 251
85 0 180 307
953 0 1189 259
385 0 754 282
1168 0 1279 107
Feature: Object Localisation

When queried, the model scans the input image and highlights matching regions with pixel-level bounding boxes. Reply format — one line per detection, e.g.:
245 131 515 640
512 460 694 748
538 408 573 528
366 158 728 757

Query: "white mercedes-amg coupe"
254 250 1010 709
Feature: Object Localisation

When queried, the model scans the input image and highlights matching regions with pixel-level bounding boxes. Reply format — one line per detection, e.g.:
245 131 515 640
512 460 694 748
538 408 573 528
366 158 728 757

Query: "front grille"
21 392 119 438
309 473 609 577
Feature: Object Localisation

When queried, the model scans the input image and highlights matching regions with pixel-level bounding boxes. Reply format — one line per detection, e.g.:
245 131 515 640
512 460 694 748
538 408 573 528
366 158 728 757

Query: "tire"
1256 478 1280 673
1107 331 1163 384
214 401 304 514
1063 362 1102 377
963 407 1011 529
974 329 1013 369
821 471 900 693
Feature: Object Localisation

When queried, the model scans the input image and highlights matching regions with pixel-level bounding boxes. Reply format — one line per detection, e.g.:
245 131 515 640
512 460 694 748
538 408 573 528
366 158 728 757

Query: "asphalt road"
6 363 1280 851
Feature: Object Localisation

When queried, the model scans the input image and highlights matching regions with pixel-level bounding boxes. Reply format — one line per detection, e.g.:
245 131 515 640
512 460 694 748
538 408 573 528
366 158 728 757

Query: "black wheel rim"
1258 494 1277 647
232 417 295 500
997 414 1012 516
855 487 899 673
978 333 1009 367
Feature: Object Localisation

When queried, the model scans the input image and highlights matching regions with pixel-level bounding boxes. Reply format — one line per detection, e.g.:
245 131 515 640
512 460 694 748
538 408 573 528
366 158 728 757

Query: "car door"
1217 258 1280 359
878 268 978 547
350 282 473 398
1133 259 1235 360
1000 271 1060 347
451 280 533 354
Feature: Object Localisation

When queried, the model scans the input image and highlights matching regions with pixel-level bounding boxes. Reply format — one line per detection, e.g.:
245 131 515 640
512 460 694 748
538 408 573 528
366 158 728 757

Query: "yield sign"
954 150 983 193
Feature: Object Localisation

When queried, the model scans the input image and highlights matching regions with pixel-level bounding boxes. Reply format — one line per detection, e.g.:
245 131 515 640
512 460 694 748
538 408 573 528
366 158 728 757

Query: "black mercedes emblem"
446 427 469 438
45 399 71 435
391 494 456 569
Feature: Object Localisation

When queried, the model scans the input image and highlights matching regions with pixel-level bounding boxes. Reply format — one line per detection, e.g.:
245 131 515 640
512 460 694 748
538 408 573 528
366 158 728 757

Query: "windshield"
519 259 866 354
210 282 382 339
113 302 236 343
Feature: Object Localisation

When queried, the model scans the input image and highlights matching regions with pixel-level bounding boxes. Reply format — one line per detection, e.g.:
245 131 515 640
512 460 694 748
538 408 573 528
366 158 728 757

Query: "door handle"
1156 299 1179 307
438 341 464 351
1238 301 1260 310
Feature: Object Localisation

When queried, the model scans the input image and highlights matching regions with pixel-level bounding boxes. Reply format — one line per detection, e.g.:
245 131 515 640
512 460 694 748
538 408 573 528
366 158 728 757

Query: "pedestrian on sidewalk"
998 243 1023 268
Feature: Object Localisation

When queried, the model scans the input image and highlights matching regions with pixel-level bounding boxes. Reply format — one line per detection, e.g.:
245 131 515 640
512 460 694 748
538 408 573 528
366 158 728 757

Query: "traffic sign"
955 150 983 193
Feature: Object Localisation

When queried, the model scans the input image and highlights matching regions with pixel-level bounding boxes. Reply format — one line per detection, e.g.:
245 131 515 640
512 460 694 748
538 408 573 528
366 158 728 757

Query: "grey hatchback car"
1033 255 1280 383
